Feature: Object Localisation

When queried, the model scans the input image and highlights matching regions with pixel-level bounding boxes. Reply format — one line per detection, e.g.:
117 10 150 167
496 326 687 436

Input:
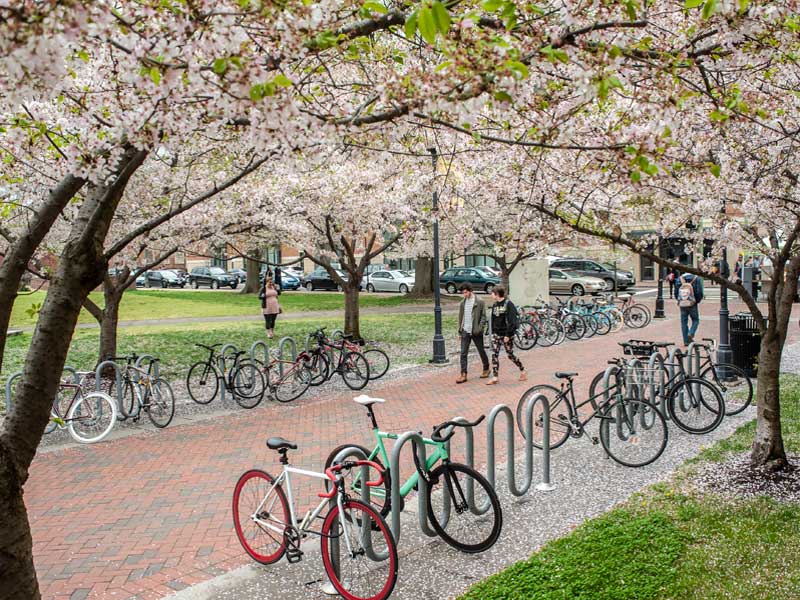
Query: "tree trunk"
0 147 145 598
411 257 434 297
343 280 361 339
500 270 510 292
0 175 85 371
241 252 261 294
99 292 122 363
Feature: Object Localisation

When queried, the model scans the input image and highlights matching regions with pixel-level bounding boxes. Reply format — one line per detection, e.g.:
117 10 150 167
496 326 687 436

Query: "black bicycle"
692 338 753 416
306 328 370 390
516 371 668 468
186 343 265 408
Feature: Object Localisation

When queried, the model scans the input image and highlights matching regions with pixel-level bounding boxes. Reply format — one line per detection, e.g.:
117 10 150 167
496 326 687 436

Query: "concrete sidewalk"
24 300 779 599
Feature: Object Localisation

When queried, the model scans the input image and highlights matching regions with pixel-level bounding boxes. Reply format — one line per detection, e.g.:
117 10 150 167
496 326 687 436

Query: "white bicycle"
44 380 117 443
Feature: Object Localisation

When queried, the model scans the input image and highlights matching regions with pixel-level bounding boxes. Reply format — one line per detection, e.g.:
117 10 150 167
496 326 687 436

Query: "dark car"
550 258 635 291
301 267 361 291
145 269 184 288
280 272 301 291
227 268 247 285
166 269 188 286
439 267 500 294
189 266 238 289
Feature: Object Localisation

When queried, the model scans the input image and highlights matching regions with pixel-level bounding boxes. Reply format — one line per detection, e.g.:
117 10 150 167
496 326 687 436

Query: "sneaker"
480 369 490 379
519 371 527 382
455 373 467 384
486 377 498 385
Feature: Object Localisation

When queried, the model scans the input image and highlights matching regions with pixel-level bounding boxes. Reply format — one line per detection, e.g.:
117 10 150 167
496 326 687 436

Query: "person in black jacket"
487 286 526 385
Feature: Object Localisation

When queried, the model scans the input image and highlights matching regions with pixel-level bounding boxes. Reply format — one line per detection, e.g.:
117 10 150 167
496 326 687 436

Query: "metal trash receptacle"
729 312 761 377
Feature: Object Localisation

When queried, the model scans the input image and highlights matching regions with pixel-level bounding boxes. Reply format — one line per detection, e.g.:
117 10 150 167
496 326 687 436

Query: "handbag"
258 287 265 300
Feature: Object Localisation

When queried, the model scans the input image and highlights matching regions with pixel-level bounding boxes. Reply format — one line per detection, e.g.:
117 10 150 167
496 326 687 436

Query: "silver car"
549 269 606 296
363 270 415 293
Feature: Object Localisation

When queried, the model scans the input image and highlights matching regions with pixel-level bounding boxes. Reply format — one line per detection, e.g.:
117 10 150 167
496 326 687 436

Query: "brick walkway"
26 301 776 599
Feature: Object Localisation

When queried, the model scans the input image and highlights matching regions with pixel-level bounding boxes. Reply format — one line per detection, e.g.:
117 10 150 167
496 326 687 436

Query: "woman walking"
261 277 281 338
486 286 526 385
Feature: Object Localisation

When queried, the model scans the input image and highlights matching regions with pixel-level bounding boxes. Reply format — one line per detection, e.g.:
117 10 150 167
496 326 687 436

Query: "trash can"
729 312 762 376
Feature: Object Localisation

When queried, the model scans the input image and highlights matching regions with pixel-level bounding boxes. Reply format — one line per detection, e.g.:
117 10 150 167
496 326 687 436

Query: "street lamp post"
654 235 666 318
428 147 448 364
717 202 732 374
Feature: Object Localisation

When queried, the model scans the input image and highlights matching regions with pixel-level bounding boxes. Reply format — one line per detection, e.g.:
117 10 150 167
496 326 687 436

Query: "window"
465 254 498 268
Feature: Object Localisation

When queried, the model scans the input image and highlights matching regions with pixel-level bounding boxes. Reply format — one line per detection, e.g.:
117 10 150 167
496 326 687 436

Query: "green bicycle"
325 395 502 554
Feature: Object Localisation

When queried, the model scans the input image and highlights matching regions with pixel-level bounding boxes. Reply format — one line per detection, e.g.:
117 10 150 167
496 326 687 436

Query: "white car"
362 270 415 293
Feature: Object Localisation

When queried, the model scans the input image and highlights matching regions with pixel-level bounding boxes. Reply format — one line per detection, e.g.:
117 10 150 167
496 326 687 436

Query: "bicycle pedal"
286 547 304 564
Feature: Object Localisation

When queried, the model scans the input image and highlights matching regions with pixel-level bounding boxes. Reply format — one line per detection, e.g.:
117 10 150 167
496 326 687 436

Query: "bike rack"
3 366 80 412
93 360 127 420
249 340 270 366
134 354 160 379
277 336 297 377
215 344 240 404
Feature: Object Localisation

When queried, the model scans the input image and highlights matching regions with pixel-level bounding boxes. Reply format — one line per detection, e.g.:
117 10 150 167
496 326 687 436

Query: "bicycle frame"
557 380 622 431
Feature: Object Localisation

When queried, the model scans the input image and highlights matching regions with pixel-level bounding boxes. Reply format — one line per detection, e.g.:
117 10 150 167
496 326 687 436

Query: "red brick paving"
26 301 791 598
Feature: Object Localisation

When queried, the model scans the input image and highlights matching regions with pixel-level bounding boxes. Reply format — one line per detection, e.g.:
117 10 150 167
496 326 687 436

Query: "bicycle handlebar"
318 460 385 499
431 415 486 443
195 343 222 351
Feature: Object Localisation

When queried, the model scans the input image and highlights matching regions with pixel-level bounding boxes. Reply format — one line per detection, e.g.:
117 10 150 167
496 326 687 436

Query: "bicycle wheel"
186 361 219 405
363 348 390 380
325 444 392 516
145 378 175 428
341 351 370 390
699 363 753 416
667 377 725 434
562 314 586 340
67 392 117 443
232 469 289 564
606 308 625 333
513 321 538 350
588 366 625 412
425 462 502 553
273 364 311 403
593 312 612 336
550 317 567 345
598 398 668 467
582 315 597 338
108 378 137 418
516 383 572 449
231 361 265 409
320 499 398 600
624 305 650 328
306 351 330 386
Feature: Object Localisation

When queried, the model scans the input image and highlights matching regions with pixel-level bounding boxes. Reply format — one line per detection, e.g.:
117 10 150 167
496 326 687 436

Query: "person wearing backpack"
674 272 704 345
486 285 526 385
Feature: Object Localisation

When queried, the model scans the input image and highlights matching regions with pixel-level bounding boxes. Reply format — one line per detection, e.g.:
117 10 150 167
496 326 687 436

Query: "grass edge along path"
460 375 800 600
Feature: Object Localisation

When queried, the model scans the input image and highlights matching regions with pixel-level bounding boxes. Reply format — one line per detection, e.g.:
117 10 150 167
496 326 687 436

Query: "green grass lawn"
9 289 449 328
461 376 800 600
2 313 459 387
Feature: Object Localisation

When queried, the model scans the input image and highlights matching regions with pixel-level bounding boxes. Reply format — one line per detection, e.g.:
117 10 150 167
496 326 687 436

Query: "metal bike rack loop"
249 340 270 366
94 360 126 420
277 336 297 377
4 366 80 412
217 344 240 403
134 354 160 379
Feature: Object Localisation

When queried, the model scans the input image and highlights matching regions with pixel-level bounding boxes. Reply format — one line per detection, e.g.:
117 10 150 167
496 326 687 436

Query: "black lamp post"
654 234 666 318
428 147 448 364
717 201 732 374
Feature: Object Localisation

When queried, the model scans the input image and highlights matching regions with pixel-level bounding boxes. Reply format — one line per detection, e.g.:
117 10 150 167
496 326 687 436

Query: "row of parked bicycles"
186 327 390 408
514 337 752 467
512 292 652 349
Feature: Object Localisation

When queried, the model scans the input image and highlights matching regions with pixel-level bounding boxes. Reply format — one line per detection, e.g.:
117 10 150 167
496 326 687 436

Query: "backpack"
678 277 696 307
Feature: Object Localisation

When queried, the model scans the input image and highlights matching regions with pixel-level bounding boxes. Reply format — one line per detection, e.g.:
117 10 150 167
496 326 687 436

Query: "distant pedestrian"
455 283 490 384
674 272 704 345
665 268 676 299
262 277 281 339
274 267 282 294
486 286 526 385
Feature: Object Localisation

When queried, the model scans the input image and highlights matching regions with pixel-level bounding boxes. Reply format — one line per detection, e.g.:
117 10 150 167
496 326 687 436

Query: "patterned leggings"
491 334 524 377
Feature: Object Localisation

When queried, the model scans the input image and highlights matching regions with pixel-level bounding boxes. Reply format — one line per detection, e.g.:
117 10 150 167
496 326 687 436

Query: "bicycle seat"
267 437 298 451
702 338 715 343
555 371 578 379
353 395 385 407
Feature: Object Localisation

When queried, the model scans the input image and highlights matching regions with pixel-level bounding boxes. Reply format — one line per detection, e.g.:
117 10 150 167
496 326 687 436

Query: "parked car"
280 272 301 291
283 266 305 279
362 270 415 293
548 268 605 296
475 265 501 278
135 272 147 287
167 269 188 286
301 267 360 291
145 269 184 288
227 268 247 285
188 266 238 289
439 267 500 294
550 258 635 290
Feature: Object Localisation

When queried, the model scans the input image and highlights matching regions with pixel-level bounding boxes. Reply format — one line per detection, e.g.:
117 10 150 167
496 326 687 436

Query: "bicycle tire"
306 351 330 386
425 462 502 553
623 305 650 328
593 312 612 336
699 363 753 416
320 498 398 600
588 366 626 413
325 444 392 517
516 383 572 449
146 378 175 428
606 308 625 333
67 392 117 443
667 377 725 434
273 363 311 403
232 469 289 564
550 318 567 345
513 321 538 350
533 318 555 347
231 362 265 409
364 348 390 380
109 377 137 418
562 314 586 340
186 361 219 404
341 351 370 390
598 398 668 467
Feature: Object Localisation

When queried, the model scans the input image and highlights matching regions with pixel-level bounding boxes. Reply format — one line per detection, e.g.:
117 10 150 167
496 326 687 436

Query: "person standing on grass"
262 277 281 339
486 285 526 385
675 272 703 345
455 282 490 384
